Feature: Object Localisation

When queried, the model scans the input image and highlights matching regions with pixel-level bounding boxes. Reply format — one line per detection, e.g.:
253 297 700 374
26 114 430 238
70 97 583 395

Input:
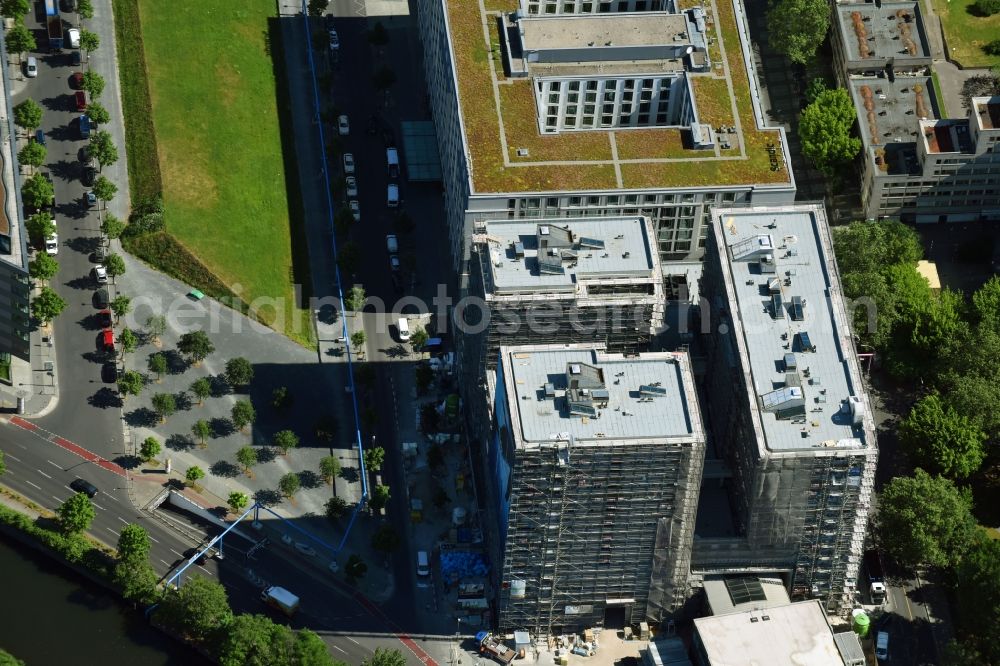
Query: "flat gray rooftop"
500 345 700 446
519 13 689 52
479 217 658 295
836 2 929 63
694 600 844 666
713 205 871 452
849 76 937 175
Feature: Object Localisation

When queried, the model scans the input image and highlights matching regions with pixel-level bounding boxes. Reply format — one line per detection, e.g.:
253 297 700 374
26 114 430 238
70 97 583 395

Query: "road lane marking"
46 460 61 470
52 495 63 503
104 494 120 503
37 469 52 479
106 527 119 537
160 559 171 567
5 453 21 462
171 549 184 558
346 637 360 646
24 480 41 490
149 535 160 543
197 566 213 575
93 502 106 511
117 517 130 526
332 646 347 654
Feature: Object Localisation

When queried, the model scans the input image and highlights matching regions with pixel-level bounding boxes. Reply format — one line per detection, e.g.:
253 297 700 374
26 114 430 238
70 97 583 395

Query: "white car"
67 28 80 49
349 199 360 222
345 176 358 197
25 56 37 78
390 255 400 272
342 153 355 174
328 29 340 51
44 232 58 256
337 114 349 136
92 265 108 284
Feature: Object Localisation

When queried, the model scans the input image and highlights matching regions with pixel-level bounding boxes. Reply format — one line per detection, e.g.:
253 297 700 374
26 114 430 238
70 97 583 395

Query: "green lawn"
132 1 310 342
932 0 1000 69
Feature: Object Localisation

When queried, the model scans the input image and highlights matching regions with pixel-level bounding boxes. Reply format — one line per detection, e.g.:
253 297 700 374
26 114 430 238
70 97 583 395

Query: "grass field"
120 0 311 343
932 0 1000 69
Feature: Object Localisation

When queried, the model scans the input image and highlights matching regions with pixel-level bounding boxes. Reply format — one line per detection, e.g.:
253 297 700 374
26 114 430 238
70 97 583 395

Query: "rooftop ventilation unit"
513 242 525 258
761 386 805 417
538 256 566 275
760 254 777 274
544 383 555 398
790 296 805 321
730 234 775 262
578 237 605 250
568 400 597 418
846 396 865 426
772 294 785 319
639 384 667 397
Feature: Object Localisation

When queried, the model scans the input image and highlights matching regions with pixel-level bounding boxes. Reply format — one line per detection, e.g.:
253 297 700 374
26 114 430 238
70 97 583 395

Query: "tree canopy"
224 357 254 388
154 575 232 644
5 21 33 55
877 469 980 569
178 331 214 363
899 394 986 479
32 286 66 324
798 88 862 177
362 648 406 666
59 492 95 534
955 538 1000 664
231 400 256 431
274 430 299 455
12 98 42 131
766 0 830 64
22 172 54 210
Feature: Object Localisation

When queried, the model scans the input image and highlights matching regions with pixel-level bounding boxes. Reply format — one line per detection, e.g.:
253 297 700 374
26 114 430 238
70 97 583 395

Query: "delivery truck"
261 586 300 617
477 632 515 665
45 0 63 50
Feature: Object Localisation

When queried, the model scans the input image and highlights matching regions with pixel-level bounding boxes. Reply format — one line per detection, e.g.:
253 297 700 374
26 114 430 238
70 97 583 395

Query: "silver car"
25 56 37 78
342 153 355 174
345 176 358 197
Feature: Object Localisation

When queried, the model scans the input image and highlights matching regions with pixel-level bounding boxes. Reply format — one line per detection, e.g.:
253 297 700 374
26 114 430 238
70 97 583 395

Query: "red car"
70 71 83 89
99 328 114 354
75 90 87 111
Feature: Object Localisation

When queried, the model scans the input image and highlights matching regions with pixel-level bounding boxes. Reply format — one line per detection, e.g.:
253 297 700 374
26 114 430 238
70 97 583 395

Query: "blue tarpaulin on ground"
440 551 489 579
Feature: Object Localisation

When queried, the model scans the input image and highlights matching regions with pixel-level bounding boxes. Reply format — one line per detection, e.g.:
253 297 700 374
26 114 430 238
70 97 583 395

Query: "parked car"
92 265 108 283
70 71 83 89
100 362 117 383
74 90 87 111
25 56 37 78
337 114 349 136
390 255 400 272
94 288 109 309
44 232 58 256
69 478 98 498
70 50 81 66
78 114 91 139
91 245 107 264
97 308 112 328
67 28 80 49
34 129 45 145
323 14 335 30
342 152 355 174
345 176 358 197
82 166 97 186
85 190 97 207
328 29 340 51
98 328 114 354
349 199 360 222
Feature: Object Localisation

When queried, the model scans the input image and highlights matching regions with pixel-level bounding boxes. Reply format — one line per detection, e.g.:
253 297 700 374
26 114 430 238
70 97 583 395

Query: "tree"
139 436 161 461
274 430 299 456
25 212 55 246
279 472 301 499
942 371 1000 437
878 469 980 569
190 377 211 405
798 88 861 177
0 0 28 16
0 450 5 476
899 394 986 479
371 523 400 553
100 213 126 241
116 524 151 563
942 640 985 666
28 253 58 282
110 294 131 322
104 253 126 283
345 285 366 311
12 99 42 132
236 446 258 476
79 29 100 56
364 446 385 472
148 352 168 381
961 73 1000 111
178 330 214 364
145 314 167 344
114 557 157 604
954 538 1000 663
22 172 54 209
410 327 428 351
369 484 390 511
804 78 828 104
271 386 292 410
973 0 1000 14
151 392 177 422
5 22 33 61
217 613 295 666
326 496 349 521
59 492 95 534
293 628 340 666
77 0 93 19
345 554 367 581
86 100 110 125
154 575 232 643
118 370 144 397
185 466 205 486
307 0 330 15
834 220 923 278
81 70 105 98
362 648 405 666
372 65 397 90
93 176 117 210
315 414 337 442
17 141 46 170
319 456 341 484
351 330 366 349
767 0 829 64
985 40 1000 56
227 491 249 514
224 357 254 389
32 286 66 324
89 130 118 171
192 420 211 448
368 21 389 46
119 328 138 357
231 400 256 432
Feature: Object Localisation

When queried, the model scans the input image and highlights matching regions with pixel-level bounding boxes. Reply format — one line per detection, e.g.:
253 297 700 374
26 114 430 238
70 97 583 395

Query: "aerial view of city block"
0 0 998 663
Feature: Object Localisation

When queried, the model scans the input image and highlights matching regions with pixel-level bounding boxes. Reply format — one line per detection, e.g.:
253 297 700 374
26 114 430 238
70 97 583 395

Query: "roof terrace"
443 0 791 193
920 119 975 154
499 344 702 447
711 205 875 453
973 96 1000 130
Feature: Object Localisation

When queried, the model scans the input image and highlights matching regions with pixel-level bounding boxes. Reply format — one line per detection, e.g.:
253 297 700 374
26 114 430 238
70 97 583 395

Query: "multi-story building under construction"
699 204 878 614
467 216 664 377
491 344 705 634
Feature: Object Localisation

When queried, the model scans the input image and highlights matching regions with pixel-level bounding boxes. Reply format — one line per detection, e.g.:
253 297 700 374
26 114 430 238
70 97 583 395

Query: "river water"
0 534 208 665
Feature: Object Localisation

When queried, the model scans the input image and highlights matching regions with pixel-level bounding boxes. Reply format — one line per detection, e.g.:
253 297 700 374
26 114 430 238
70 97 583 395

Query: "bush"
974 0 1000 14
985 39 1000 56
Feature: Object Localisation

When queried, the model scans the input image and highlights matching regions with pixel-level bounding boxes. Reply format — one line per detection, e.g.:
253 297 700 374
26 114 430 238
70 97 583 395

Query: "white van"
397 317 410 342
387 183 399 208
875 631 889 661
416 551 430 577
386 147 400 178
